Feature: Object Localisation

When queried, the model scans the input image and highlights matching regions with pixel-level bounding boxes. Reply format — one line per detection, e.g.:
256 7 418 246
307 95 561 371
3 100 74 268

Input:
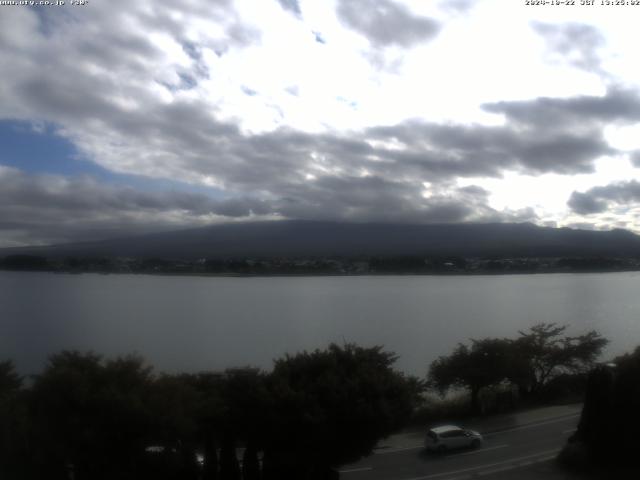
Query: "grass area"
408 383 585 430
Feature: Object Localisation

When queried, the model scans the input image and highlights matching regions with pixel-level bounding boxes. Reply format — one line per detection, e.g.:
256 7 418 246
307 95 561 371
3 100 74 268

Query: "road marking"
398 448 560 480
483 414 579 437
562 428 577 434
339 466 373 473
476 454 557 477
447 444 509 457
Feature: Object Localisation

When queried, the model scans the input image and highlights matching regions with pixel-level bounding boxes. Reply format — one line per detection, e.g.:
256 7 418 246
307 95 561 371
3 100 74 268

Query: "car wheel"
471 439 481 449
437 445 447 453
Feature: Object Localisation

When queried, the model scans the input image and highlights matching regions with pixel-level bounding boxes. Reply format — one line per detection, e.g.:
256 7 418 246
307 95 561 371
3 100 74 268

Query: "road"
339 413 579 480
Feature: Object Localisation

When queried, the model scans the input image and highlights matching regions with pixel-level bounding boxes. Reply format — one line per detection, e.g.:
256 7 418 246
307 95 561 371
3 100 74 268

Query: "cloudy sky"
3 0 640 246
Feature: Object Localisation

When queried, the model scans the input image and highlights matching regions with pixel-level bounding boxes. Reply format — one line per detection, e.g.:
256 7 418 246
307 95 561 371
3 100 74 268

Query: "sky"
3 0 640 247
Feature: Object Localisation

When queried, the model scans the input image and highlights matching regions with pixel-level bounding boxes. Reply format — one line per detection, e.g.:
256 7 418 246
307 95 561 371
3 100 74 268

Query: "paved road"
339 413 580 480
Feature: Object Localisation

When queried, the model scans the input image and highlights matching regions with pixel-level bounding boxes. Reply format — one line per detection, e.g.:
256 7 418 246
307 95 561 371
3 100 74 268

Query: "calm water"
2 271 640 376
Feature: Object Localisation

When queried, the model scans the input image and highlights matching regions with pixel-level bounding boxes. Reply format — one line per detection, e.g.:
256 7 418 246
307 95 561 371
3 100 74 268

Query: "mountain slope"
3 221 640 259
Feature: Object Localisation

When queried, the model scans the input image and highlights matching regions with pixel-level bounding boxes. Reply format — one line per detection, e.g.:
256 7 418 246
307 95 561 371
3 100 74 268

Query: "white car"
425 425 483 452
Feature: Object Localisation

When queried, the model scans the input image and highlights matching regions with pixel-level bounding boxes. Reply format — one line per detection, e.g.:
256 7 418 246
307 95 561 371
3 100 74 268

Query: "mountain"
3 221 640 260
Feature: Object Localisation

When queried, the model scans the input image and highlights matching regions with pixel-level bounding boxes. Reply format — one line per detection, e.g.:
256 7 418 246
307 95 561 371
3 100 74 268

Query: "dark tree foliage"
147 374 200 448
513 323 608 395
28 351 154 480
570 346 640 468
556 257 620 271
264 343 423 476
145 374 205 480
428 338 513 413
241 442 260 480
1 255 49 271
182 372 224 480
428 324 608 412
0 361 26 478
608 346 640 461
219 368 270 447
219 436 241 480
370 256 429 273
186 372 228 480
7 344 421 479
0 360 22 395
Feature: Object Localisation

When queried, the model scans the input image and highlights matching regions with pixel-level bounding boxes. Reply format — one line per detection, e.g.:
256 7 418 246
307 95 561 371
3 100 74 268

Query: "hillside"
3 221 640 260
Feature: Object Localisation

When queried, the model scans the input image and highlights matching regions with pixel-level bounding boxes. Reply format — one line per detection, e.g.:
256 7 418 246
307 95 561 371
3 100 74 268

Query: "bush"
409 392 472 427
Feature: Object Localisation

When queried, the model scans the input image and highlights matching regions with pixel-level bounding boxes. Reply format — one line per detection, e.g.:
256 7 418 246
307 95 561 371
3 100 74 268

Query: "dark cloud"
336 0 440 48
366 120 613 176
531 22 605 73
513 134 612 174
629 151 640 167
0 0 256 124
483 87 640 129
568 181 640 215
276 0 302 18
458 185 490 198
0 168 270 220
0 167 275 246
0 165 528 246
567 192 608 215
231 174 523 225
271 175 469 224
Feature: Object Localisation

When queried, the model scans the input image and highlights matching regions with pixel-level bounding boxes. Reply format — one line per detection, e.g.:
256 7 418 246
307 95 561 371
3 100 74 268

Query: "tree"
146 374 203 480
217 368 269 480
0 360 21 396
28 351 154 480
428 338 513 413
566 346 640 468
428 325 609 411
186 372 227 480
263 343 423 478
513 323 608 396
1 254 49 271
0 360 27 478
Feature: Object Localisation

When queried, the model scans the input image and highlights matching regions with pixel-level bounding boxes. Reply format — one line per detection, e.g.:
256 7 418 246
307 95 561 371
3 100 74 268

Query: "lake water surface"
2 271 640 376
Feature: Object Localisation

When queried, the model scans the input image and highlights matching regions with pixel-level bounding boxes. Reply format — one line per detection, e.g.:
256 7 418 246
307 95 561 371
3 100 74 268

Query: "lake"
2 271 640 376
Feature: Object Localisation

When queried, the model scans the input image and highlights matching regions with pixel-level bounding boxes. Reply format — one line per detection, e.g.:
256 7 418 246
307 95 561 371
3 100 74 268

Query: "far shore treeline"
0 324 631 480
3 253 640 276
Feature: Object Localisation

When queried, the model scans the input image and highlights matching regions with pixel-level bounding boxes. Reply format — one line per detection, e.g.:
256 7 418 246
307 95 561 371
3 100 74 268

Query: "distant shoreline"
3 266 640 278
4 251 640 278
